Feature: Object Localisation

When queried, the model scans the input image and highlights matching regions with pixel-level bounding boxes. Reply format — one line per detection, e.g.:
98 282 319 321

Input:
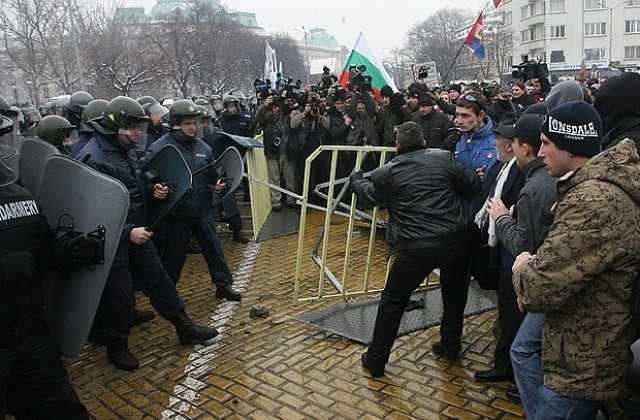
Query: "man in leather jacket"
350 121 481 377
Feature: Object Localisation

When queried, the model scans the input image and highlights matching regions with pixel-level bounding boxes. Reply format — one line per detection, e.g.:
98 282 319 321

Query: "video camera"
349 65 372 92
254 78 272 94
512 56 549 82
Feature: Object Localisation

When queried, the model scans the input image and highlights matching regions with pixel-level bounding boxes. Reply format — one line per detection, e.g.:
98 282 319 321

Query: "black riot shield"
36 155 129 357
19 137 61 196
209 146 244 207
140 144 192 231
207 127 263 159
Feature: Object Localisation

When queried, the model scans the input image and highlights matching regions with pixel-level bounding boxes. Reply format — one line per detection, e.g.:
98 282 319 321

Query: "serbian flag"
494 0 503 7
338 32 398 98
465 13 485 61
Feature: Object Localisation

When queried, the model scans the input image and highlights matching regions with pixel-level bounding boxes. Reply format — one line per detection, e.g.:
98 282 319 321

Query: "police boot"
171 312 219 345
107 339 139 371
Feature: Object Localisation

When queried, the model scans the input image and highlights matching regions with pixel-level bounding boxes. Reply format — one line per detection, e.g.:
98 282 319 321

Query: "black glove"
0 252 36 287
349 170 364 186
67 235 97 265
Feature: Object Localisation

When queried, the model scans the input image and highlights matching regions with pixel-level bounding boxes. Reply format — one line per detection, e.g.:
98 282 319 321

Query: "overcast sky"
128 0 485 60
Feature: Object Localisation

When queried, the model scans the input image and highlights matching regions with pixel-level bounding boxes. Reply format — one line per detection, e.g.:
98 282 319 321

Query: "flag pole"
442 0 494 86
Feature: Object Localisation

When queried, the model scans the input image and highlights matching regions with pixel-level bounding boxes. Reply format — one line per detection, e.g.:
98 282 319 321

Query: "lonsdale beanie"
540 101 602 158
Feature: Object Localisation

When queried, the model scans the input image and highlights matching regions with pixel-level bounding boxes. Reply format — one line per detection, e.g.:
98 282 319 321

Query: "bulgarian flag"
338 32 398 98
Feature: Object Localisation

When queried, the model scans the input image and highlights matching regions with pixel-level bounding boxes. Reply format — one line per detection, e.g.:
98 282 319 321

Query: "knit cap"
540 101 602 157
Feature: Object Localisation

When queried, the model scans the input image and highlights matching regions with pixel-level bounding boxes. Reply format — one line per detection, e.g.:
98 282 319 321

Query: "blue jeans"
534 385 604 420
511 312 544 419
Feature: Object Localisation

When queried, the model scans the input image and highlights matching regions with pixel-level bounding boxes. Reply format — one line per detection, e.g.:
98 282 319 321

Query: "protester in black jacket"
351 121 480 377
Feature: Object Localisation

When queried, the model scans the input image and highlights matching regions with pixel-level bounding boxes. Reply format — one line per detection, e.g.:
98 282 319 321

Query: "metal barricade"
293 145 440 306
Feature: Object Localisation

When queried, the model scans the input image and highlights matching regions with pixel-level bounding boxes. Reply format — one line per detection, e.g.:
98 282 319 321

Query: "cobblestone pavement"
63 211 627 419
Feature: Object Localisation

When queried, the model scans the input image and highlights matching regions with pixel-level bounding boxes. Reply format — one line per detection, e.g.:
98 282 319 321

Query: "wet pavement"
63 210 628 419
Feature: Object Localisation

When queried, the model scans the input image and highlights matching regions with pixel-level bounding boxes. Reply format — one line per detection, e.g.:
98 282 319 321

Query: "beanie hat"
380 85 394 98
448 84 462 94
540 101 602 158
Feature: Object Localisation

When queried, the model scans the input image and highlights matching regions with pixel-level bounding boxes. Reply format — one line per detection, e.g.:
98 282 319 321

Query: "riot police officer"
36 115 79 155
142 99 242 301
63 91 94 128
212 96 251 242
80 96 218 371
71 98 108 158
0 114 93 419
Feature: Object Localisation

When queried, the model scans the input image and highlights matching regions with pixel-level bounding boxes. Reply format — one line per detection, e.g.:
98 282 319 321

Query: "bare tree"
82 10 165 97
403 7 474 84
0 0 73 103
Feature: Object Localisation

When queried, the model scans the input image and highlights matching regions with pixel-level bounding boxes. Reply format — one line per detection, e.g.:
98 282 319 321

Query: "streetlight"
301 26 310 85
597 0 628 63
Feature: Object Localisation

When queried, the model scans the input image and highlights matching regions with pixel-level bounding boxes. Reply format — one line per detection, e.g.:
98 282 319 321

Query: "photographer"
487 86 515 125
377 86 413 147
256 96 296 211
289 93 327 198
512 57 551 96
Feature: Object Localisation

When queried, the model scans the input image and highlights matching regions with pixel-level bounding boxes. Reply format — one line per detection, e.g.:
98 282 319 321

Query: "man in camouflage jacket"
512 101 640 418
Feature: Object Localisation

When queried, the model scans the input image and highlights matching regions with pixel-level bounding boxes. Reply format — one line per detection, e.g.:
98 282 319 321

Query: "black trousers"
158 215 233 287
366 240 472 368
96 241 185 342
1 312 88 419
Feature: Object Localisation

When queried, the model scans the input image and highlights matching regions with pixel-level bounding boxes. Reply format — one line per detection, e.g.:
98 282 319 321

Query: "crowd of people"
1 67 640 418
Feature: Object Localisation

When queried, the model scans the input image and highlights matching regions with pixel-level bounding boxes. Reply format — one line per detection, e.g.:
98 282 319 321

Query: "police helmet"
37 115 78 152
0 95 18 117
0 115 17 187
194 98 209 106
169 99 200 128
68 91 94 116
102 96 149 133
196 104 212 121
223 95 238 107
136 95 158 106
82 99 109 124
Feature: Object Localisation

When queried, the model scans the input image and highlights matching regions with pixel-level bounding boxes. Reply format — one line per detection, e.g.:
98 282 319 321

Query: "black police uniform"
141 132 234 288
0 183 89 419
213 110 252 229
81 132 186 345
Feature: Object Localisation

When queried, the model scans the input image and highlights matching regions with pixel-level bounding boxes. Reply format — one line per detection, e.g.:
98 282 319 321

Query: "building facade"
498 0 640 80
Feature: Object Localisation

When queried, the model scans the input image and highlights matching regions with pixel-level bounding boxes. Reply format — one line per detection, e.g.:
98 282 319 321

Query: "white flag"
264 41 278 86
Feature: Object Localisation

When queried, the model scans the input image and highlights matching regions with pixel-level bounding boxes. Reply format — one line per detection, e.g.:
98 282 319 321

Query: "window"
550 0 566 11
502 11 513 25
626 20 640 33
628 0 640 6
584 0 604 9
550 50 566 62
521 26 544 42
625 46 640 59
520 2 544 19
584 48 607 60
585 22 607 35
550 25 566 37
